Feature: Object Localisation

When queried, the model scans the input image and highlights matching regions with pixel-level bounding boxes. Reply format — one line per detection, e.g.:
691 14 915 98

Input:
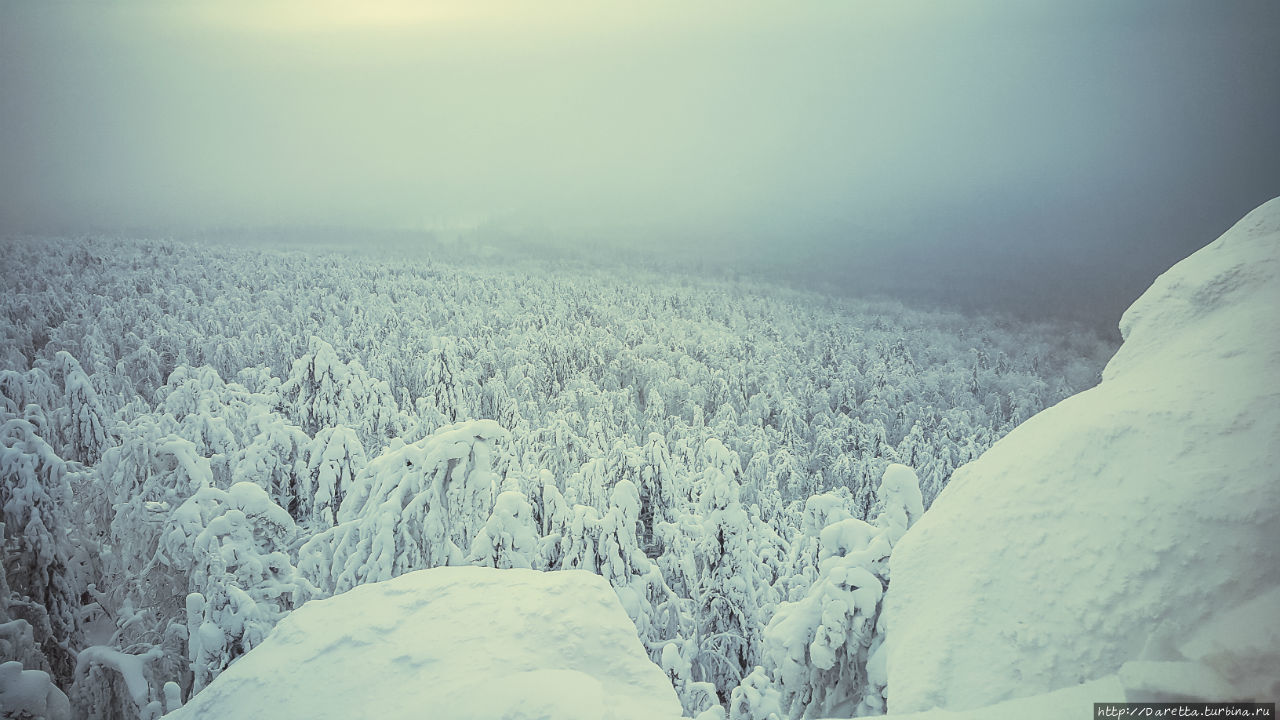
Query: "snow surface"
880 586 1280 720
0 661 71 720
882 196 1280 712
1117 583 1280 702
164 566 682 720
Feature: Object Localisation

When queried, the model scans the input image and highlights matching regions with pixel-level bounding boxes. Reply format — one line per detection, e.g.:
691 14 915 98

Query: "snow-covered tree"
0 369 58 444
298 426 367 529
869 463 925 548
565 456 610 510
69 646 182 720
0 659 71 720
280 337 347 436
230 412 309 520
97 427 215 671
638 432 677 555
47 352 109 465
661 640 721 719
549 479 677 647
0 417 82 683
694 438 773 701
777 491 858 603
755 464 922 718
531 471 573 569
480 377 523 432
156 366 249 456
468 490 540 570
299 420 509 595
281 337 401 446
729 666 784 720
164 482 315 691
422 339 466 426
0 539 49 675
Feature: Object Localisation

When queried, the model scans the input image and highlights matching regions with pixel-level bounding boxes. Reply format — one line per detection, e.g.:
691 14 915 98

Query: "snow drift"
165 567 682 720
883 197 1280 712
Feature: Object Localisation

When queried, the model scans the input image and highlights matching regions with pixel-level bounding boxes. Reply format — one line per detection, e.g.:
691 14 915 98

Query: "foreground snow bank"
165 567 682 720
883 197 1280 712
0 661 71 720
881 585 1280 720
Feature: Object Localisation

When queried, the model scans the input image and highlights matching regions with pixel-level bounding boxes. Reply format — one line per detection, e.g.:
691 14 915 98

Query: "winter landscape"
2 2 1278 720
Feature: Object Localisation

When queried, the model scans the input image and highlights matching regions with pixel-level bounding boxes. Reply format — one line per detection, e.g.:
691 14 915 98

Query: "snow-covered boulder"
165 567 683 720
0 661 71 720
882 197 1280 712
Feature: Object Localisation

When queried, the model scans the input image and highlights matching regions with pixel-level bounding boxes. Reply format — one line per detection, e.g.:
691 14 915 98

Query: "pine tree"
165 482 316 692
231 413 310 520
281 337 347 436
0 417 83 684
755 464 923 718
637 432 676 556
298 420 509 595
468 490 540 570
280 337 401 446
694 438 770 701
299 426 367 529
423 339 466 426
48 352 109 465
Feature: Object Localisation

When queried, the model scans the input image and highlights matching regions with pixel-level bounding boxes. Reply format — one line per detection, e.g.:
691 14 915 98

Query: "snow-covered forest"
0 235 1114 718
3 0 1278 716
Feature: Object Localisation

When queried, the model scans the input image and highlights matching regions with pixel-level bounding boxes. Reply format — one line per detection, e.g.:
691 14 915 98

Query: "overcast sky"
2 1 1277 324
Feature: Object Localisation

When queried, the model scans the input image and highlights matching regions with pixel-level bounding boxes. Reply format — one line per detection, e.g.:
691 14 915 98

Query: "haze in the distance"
2 0 1277 325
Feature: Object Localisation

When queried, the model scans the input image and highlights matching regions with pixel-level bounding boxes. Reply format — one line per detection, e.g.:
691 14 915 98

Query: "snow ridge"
165 566 683 720
883 196 1280 712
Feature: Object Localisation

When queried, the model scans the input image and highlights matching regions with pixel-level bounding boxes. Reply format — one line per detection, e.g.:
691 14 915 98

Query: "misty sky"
2 1 1277 325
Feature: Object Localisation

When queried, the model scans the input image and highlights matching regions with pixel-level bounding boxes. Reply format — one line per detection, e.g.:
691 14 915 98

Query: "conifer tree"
299 420 508 595
0 417 83 684
299 426 367 529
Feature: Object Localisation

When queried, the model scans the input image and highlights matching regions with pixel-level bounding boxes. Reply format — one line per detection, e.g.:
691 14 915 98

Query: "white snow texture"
883 197 1280 712
164 566 682 720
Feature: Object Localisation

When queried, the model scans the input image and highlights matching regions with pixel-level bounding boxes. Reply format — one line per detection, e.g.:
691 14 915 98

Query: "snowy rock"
1117 583 1280 703
164 567 683 720
0 661 71 720
883 197 1280 712
879 676 1125 720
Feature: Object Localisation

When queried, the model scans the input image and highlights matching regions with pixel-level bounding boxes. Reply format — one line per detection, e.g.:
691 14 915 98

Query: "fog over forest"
4 4 1280 719
3 1 1277 327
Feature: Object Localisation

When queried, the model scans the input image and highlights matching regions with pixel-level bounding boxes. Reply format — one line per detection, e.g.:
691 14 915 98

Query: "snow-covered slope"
165 567 682 720
882 197 1280 712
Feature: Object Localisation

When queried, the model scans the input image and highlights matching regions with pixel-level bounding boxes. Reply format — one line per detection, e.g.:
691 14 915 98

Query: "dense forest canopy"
2 1 1277 716
0 235 1113 718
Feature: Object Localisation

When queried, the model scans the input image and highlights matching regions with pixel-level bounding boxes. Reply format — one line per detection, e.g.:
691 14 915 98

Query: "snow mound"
0 661 71 720
1117 583 1280 703
882 197 1280 712
165 567 682 720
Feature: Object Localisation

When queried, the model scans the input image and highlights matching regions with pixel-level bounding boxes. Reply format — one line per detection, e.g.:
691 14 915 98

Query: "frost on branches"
298 426 367 530
281 336 401 446
46 352 110 466
694 439 775 701
299 420 509 595
748 464 922 719
163 482 315 691
468 490 540 570
0 229 1118 719
0 417 82 685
